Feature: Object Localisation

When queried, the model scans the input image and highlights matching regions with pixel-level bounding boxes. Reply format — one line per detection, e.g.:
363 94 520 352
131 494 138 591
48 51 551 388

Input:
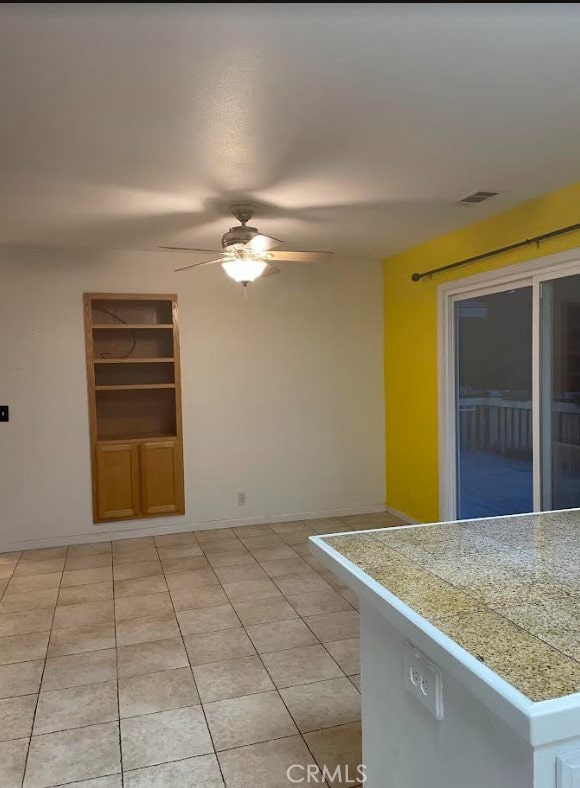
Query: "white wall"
0 247 385 550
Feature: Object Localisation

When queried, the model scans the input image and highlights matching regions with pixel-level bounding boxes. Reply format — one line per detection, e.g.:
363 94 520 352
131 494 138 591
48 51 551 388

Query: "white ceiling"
1 3 580 260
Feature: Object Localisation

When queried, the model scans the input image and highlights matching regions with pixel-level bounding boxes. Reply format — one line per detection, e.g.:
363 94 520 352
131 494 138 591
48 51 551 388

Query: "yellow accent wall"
383 181 580 523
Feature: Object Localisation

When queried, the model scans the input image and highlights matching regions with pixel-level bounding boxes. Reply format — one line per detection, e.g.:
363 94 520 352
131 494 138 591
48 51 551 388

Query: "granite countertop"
322 510 580 702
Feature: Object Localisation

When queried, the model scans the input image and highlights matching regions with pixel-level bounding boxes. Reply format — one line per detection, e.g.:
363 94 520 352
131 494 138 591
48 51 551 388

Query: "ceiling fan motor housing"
222 203 260 249
221 225 259 250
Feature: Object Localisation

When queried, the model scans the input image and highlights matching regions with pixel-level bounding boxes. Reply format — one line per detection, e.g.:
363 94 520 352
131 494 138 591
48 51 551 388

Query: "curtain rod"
410 220 580 282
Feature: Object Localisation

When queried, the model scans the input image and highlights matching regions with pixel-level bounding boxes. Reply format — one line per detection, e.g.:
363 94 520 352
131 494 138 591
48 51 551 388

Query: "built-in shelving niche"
84 293 184 522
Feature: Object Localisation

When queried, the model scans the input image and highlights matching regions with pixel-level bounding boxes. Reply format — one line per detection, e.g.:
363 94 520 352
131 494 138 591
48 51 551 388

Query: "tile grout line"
19 542 69 788
158 534 230 788
49 772 120 788
111 551 125 788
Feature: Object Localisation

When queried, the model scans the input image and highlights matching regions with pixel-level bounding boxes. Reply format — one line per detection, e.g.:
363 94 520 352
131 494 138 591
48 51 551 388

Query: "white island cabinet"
310 511 580 788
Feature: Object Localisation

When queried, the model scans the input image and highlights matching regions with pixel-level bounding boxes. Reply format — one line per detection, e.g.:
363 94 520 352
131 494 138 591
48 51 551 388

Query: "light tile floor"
0 512 402 788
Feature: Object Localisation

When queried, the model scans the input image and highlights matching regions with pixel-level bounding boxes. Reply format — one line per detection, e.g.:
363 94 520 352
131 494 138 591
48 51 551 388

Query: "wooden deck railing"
458 398 580 460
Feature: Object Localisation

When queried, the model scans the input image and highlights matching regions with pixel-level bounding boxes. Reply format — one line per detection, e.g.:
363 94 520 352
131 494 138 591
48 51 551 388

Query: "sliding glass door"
541 274 580 510
448 263 580 520
455 287 533 519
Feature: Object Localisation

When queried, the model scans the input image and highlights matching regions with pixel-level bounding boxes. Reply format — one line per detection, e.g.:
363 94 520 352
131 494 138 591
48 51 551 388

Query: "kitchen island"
310 511 580 788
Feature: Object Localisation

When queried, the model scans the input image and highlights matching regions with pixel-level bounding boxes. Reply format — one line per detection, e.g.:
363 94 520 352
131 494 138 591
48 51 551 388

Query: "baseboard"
384 504 419 525
0 503 388 553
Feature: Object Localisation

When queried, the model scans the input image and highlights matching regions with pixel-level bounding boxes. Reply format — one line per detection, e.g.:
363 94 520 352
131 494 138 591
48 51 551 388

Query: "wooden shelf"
95 384 176 391
92 324 174 330
94 358 174 364
97 432 178 444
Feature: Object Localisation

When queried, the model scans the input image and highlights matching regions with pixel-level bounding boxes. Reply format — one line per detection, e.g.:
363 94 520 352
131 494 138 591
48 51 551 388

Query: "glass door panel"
455 287 533 519
541 274 580 510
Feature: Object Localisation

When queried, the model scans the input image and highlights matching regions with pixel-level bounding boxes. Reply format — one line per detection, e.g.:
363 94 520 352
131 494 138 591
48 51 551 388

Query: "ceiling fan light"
221 257 267 284
248 234 269 253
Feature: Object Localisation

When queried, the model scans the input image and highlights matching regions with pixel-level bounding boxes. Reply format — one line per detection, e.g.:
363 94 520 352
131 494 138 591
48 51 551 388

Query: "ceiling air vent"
457 190 499 205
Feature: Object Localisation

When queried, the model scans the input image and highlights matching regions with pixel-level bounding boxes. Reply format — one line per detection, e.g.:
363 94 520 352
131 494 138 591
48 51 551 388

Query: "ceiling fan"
161 203 333 287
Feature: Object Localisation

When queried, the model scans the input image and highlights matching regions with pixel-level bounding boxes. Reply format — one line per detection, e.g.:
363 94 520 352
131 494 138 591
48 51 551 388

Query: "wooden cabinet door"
96 443 140 520
139 440 184 516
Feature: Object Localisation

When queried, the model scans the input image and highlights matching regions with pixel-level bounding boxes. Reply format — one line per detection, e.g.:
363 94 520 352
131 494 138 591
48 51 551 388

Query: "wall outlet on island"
404 643 444 721
237 491 247 506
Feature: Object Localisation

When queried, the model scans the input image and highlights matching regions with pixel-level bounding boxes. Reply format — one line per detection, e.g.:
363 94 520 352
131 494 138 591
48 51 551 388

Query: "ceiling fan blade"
174 258 223 273
267 250 333 264
260 264 281 278
159 246 221 254
245 234 283 253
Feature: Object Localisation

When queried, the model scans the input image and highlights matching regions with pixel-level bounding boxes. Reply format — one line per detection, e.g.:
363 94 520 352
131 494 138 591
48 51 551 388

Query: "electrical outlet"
237 491 247 506
404 643 444 720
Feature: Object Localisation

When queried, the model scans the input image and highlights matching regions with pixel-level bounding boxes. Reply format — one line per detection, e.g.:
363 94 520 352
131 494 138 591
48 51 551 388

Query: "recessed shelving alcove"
83 293 185 523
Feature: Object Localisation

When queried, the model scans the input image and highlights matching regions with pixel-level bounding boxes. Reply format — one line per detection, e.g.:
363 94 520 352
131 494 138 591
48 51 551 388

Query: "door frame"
438 246 580 521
